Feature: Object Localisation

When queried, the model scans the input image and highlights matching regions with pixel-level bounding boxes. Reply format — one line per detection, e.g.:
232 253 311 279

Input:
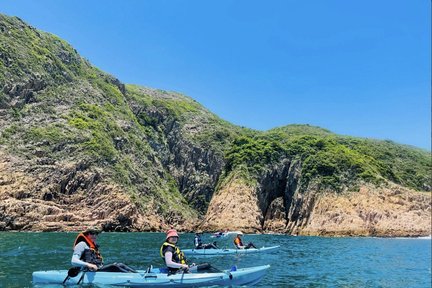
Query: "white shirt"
71 241 91 267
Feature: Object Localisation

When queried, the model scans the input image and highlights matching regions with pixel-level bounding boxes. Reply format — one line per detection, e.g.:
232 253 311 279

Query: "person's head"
237 233 243 237
83 227 101 241
166 229 179 243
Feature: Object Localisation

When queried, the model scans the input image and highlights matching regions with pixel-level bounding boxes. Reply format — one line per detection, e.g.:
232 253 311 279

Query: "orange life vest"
234 236 243 247
73 233 103 266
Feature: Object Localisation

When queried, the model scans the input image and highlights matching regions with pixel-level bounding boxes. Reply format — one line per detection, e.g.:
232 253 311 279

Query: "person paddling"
233 233 257 249
160 229 193 274
71 227 136 273
194 233 218 249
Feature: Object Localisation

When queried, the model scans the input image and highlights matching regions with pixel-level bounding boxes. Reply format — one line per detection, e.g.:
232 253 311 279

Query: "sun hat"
166 229 179 239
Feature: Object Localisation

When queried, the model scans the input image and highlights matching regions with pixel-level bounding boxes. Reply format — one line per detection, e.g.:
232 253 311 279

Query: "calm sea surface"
0 232 430 287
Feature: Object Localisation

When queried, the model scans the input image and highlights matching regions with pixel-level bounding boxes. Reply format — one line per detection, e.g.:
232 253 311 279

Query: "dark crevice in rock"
102 214 132 232
130 106 224 214
257 159 291 229
285 160 301 221
258 159 309 233
58 162 100 195
3 77 47 107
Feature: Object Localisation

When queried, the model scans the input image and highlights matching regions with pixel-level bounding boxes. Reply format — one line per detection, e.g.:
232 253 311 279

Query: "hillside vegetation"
225 127 431 191
0 14 430 235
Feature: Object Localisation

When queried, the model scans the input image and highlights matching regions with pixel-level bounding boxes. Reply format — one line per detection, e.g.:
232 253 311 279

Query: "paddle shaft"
209 264 233 280
77 272 85 284
62 267 81 284
76 269 89 284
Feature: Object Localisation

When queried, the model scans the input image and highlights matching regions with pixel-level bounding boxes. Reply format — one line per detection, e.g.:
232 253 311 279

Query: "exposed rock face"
128 87 225 213
200 175 263 233
301 184 431 237
0 151 180 232
167 139 223 213
203 166 431 236
2 76 46 108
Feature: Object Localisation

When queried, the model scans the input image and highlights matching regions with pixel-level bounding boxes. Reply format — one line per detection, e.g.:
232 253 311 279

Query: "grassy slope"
0 14 430 225
0 15 197 219
224 125 431 192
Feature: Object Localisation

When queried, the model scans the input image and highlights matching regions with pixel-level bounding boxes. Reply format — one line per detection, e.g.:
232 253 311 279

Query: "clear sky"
1 1 431 150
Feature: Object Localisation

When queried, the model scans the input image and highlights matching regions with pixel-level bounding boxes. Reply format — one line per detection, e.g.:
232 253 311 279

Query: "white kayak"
32 265 270 287
210 231 243 238
183 245 280 256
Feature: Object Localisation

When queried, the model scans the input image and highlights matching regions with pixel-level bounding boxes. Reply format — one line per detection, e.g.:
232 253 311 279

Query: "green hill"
0 14 430 234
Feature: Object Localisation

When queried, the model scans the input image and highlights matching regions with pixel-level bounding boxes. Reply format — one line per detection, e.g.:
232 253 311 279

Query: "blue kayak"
183 245 279 256
32 265 270 287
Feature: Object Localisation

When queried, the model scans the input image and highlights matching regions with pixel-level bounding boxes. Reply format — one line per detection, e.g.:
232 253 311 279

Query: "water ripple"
0 233 430 287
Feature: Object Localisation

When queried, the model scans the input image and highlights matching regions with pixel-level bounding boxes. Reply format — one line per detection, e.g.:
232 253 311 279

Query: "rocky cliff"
0 14 430 236
202 171 431 237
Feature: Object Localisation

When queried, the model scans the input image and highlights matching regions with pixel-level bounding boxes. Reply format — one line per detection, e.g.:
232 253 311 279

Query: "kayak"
183 245 280 256
210 231 243 238
32 265 270 287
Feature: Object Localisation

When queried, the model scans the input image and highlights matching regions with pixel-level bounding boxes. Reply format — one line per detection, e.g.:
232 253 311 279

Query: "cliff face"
0 14 430 236
303 184 431 237
128 87 226 213
0 150 169 232
203 168 431 237
200 173 263 232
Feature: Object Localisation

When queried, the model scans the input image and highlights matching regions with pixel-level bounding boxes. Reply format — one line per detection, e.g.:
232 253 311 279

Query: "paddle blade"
196 263 211 271
67 267 81 277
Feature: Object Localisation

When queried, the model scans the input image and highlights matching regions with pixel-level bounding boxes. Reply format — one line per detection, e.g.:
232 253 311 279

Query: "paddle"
180 266 188 282
62 267 80 285
76 268 89 285
194 262 211 271
188 262 224 273
208 264 233 280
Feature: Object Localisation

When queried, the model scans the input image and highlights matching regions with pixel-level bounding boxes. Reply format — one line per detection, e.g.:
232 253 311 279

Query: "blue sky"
1 1 430 150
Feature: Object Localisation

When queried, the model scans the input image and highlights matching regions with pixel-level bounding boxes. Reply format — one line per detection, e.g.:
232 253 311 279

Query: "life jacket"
160 242 187 270
73 233 103 267
234 236 243 247
194 236 202 248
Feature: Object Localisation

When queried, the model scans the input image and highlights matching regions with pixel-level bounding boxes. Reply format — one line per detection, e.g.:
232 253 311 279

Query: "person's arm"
71 242 98 271
164 251 188 269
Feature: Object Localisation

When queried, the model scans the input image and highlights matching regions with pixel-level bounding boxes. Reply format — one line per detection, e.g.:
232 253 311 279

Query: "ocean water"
0 232 430 287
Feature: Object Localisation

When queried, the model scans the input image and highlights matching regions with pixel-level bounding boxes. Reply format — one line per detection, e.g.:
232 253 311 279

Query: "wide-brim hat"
166 229 179 239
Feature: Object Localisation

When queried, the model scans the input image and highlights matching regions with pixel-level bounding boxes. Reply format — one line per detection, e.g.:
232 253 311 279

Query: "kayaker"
71 227 136 272
233 233 257 249
160 229 192 274
194 233 218 249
